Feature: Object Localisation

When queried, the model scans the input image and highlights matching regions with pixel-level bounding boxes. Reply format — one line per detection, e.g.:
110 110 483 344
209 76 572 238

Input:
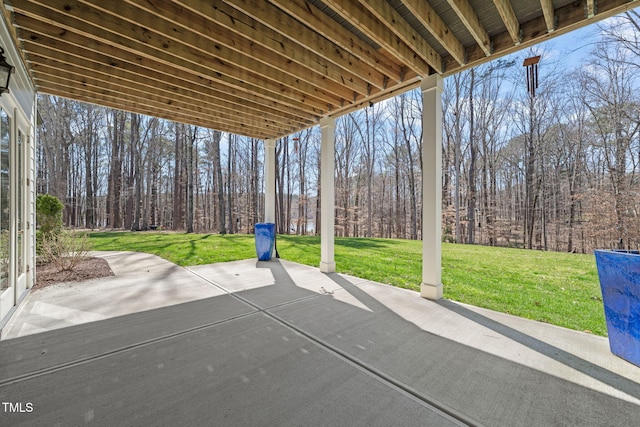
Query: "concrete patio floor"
1 251 639 426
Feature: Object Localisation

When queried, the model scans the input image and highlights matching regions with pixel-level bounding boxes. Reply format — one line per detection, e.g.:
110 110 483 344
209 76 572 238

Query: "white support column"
421 74 444 300
264 138 276 224
320 117 336 273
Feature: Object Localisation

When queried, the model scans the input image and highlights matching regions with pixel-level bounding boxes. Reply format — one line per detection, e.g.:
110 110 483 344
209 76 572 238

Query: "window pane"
0 109 9 290
17 130 22 275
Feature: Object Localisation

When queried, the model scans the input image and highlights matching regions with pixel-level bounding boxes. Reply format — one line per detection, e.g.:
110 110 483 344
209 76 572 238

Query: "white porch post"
320 117 336 273
421 74 444 300
264 138 276 224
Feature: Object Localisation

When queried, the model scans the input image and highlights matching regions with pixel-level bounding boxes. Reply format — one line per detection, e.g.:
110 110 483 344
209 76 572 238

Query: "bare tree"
186 125 198 233
443 73 467 243
394 91 421 240
580 43 640 248
211 130 226 234
106 109 125 229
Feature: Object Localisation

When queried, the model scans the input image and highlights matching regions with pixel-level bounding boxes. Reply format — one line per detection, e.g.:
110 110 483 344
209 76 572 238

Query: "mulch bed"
34 257 115 291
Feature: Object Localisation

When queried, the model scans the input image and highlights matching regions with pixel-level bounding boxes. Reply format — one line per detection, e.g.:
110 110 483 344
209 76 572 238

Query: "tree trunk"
525 94 537 249
173 124 184 230
83 105 96 228
468 68 477 244
107 110 124 229
212 130 226 234
186 126 197 233
227 134 235 234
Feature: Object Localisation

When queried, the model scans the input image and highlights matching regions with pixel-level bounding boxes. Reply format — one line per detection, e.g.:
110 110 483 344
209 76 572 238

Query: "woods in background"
36 14 640 253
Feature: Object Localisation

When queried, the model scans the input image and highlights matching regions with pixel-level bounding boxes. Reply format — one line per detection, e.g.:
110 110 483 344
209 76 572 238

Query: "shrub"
36 194 64 235
40 230 92 272
36 194 64 255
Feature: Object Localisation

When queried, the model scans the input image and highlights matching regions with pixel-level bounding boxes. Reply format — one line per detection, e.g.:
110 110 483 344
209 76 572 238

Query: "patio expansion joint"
185 266 338 312
185 267 480 427
263 308 479 427
0 310 259 388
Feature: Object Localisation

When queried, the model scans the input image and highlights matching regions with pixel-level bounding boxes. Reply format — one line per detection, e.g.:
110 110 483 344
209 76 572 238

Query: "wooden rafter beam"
444 0 640 74
116 0 367 99
401 0 466 65
14 0 335 113
586 0 596 18
199 0 388 93
135 0 376 99
19 31 314 126
12 13 324 120
493 0 521 45
26 51 311 133
322 0 437 76
33 64 296 134
268 0 403 83
447 0 492 56
39 81 275 139
540 0 556 32
5 0 638 140
14 33 317 140
356 0 443 73
75 0 344 108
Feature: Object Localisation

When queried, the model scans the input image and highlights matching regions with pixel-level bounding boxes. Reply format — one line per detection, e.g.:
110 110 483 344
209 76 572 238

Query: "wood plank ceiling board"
492 0 522 44
399 0 466 65
20 28 312 123
446 0 492 56
3 0 638 139
321 0 438 75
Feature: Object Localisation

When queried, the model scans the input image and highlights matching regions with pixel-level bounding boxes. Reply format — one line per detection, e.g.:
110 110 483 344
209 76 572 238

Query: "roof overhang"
2 0 638 139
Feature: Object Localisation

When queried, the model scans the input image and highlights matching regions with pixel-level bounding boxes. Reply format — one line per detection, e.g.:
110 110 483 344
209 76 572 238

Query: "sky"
498 24 599 75
547 27 592 66
477 9 640 98
529 7 640 71
545 23 605 69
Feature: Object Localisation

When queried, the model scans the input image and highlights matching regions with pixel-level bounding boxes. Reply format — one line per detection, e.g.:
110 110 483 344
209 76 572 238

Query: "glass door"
0 108 12 321
15 128 26 295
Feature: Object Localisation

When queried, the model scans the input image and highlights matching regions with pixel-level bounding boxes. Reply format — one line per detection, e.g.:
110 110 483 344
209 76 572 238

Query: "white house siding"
0 13 37 329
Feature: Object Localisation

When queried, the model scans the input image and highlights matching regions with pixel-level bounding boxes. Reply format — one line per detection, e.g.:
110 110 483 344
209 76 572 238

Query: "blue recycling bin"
594 250 640 367
255 223 276 261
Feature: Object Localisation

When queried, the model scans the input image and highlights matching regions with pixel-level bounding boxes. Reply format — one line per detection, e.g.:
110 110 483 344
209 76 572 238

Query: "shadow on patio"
1 253 639 426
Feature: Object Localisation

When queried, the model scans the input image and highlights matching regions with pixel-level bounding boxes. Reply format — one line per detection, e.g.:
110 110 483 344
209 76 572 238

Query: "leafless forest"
36 14 640 253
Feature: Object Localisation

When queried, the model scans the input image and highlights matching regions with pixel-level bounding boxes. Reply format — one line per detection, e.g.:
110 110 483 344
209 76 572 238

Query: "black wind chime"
523 55 541 97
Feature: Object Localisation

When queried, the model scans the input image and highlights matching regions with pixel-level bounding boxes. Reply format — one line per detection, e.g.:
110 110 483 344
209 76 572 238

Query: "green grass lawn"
89 231 606 336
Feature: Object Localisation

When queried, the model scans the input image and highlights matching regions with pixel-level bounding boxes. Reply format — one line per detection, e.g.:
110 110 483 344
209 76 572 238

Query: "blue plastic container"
255 223 276 261
594 250 640 367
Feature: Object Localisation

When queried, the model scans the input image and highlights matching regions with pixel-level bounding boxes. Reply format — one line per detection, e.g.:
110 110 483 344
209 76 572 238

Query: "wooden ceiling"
3 0 638 139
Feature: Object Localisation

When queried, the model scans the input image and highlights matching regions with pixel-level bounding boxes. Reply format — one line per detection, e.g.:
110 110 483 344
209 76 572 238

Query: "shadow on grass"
277 235 320 247
184 233 220 262
278 236 404 251
336 237 400 250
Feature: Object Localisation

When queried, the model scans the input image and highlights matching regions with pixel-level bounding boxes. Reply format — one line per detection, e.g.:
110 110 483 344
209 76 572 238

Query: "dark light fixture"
0 47 14 95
